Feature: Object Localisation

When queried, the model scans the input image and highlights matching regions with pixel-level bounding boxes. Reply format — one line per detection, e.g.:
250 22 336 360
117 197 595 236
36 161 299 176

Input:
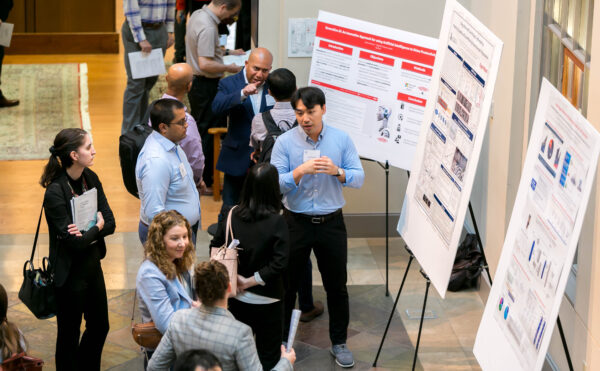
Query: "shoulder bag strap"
224 205 237 247
131 289 137 323
29 206 44 262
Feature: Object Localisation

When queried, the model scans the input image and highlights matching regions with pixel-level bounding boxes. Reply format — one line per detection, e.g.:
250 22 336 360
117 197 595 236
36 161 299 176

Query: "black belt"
141 21 165 29
286 209 342 224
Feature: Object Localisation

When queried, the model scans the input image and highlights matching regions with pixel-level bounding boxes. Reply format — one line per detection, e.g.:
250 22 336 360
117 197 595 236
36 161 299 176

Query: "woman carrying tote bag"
210 163 290 370
40 128 116 371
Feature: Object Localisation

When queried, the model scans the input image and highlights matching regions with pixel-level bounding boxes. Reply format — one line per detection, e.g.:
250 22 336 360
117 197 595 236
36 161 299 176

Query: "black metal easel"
372 201 492 369
361 157 391 296
373 203 575 371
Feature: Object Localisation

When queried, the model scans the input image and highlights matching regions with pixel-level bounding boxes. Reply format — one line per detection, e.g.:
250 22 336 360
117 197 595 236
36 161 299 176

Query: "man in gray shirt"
186 0 242 191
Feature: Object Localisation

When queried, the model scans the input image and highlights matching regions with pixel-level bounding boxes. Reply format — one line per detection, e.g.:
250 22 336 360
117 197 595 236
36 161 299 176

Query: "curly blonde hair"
144 210 195 280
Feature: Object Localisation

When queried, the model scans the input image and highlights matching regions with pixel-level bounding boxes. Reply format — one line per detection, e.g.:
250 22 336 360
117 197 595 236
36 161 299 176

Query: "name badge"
303 149 320 163
265 94 276 106
179 163 187 178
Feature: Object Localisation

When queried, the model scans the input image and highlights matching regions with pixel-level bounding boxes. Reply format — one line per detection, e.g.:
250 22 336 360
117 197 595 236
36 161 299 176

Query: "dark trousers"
298 259 315 312
218 173 247 222
188 76 220 186
229 298 283 371
283 210 349 345
121 21 167 134
173 16 187 63
55 264 109 371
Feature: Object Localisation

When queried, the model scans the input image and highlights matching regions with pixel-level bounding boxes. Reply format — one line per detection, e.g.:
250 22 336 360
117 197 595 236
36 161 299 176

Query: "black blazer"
210 211 289 300
43 168 116 287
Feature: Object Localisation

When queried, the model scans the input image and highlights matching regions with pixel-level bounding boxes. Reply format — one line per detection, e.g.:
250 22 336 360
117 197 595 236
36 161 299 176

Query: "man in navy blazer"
212 47 274 214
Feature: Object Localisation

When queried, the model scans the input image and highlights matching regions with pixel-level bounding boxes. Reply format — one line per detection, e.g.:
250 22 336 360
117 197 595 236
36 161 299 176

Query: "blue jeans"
139 221 199 247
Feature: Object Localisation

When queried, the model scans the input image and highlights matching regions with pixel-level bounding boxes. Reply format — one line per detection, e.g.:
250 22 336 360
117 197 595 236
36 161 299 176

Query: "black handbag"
18 206 57 319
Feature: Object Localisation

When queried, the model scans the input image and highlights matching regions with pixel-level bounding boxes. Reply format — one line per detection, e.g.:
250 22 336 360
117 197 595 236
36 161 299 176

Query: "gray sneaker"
330 344 354 368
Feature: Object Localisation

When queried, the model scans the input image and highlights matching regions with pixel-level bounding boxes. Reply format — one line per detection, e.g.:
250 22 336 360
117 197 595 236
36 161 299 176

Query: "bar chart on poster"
473 79 600 371
397 0 503 297
308 10 437 170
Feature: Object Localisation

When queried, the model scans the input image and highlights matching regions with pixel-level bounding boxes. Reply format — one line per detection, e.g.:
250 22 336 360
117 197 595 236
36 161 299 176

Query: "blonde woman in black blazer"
40 128 115 371
210 163 290 371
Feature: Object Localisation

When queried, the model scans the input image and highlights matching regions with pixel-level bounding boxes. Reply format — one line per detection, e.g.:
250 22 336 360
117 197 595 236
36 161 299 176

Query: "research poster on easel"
398 0 503 297
473 79 600 371
307 11 437 170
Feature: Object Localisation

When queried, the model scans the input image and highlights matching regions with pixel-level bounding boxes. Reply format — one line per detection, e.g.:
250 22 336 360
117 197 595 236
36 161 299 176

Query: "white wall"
258 0 446 214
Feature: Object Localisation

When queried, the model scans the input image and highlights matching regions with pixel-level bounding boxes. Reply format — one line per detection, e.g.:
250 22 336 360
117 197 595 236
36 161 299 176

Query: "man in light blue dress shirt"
271 87 364 368
136 98 201 245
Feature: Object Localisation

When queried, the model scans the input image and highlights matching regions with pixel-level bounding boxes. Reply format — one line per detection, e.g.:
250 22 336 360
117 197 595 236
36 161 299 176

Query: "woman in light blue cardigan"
136 210 196 366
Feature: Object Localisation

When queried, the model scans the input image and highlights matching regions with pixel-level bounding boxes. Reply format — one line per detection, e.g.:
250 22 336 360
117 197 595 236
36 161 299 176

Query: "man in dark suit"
0 0 18 107
211 47 273 216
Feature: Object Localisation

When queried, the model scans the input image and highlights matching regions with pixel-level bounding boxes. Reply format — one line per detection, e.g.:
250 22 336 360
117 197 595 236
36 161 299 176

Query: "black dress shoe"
0 96 19 108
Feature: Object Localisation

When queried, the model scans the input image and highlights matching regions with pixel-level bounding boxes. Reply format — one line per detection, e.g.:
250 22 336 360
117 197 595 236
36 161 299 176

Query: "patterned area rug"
0 63 91 161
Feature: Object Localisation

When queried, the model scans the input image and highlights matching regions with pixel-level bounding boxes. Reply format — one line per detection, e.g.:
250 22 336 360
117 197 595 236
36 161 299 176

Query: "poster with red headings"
307 10 437 171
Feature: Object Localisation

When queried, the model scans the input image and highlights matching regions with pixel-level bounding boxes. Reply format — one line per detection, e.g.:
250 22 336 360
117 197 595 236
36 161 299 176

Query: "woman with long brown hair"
40 128 115 371
136 210 196 365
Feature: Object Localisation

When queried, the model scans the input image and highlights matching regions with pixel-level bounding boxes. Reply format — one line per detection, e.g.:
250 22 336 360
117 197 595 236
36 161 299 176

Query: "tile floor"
1 232 485 370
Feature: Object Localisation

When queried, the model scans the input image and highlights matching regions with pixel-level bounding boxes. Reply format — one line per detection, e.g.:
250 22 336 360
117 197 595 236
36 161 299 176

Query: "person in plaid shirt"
121 0 176 134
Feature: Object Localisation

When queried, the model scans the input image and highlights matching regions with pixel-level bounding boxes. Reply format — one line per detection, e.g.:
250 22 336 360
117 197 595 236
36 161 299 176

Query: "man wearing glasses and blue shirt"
271 86 365 368
136 99 201 245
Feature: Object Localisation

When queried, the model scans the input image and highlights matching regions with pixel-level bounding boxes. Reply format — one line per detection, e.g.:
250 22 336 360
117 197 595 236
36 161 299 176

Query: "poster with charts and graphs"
307 11 437 170
397 0 503 297
473 79 600 371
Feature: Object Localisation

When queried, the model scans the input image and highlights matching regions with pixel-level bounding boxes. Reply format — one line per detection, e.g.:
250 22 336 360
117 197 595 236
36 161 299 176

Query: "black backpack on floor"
118 102 156 199
447 233 483 292
258 110 296 163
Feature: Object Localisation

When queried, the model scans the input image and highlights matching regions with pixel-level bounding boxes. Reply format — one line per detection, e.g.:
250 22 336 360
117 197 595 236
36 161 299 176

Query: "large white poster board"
473 79 600 371
397 0 503 297
307 11 437 170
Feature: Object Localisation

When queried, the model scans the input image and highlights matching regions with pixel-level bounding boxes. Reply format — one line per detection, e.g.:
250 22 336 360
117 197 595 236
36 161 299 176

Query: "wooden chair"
207 127 228 201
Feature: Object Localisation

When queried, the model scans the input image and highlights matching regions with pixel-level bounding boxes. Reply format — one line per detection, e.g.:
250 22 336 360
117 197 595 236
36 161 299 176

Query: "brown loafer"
300 300 324 322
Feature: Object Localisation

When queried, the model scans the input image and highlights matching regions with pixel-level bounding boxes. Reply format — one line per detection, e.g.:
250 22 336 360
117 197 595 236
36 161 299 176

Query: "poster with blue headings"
474 78 600 371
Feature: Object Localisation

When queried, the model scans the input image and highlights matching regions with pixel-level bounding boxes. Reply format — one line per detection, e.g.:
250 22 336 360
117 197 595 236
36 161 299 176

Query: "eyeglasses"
170 117 187 127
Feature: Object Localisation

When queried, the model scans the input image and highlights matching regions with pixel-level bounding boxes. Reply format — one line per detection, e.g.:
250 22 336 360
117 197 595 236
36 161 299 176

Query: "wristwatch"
335 167 344 177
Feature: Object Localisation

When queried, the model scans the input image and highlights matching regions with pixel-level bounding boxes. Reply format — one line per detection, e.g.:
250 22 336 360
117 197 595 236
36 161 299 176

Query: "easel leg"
412 270 431 371
557 316 574 371
468 202 493 285
385 161 390 296
373 249 414 367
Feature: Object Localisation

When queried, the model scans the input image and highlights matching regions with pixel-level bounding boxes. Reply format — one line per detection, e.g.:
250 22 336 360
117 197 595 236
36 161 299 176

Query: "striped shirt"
124 0 176 43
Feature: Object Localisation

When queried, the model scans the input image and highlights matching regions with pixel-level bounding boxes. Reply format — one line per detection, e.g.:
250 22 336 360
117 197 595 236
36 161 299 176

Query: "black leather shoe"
0 95 19 108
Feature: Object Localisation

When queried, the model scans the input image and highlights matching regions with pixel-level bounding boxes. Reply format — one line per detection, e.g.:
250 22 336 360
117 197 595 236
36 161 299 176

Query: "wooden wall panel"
35 0 115 33
4 0 27 32
5 33 119 54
